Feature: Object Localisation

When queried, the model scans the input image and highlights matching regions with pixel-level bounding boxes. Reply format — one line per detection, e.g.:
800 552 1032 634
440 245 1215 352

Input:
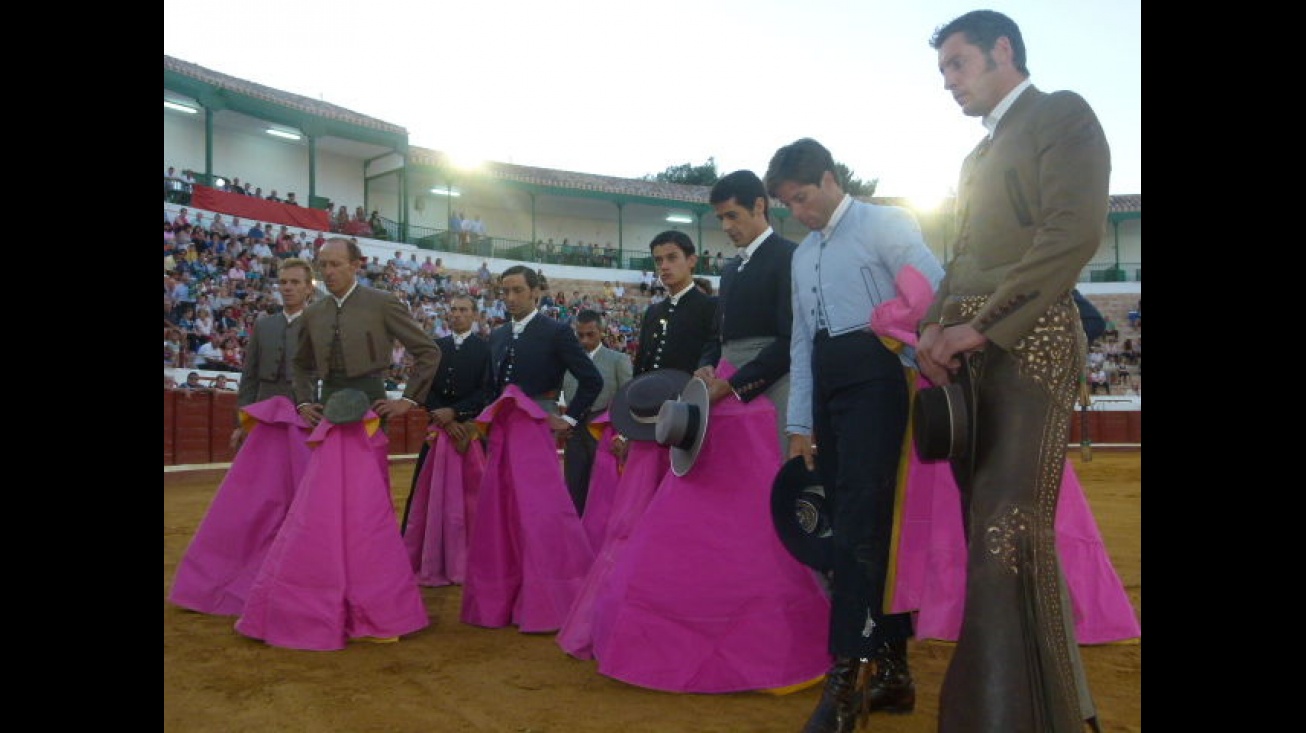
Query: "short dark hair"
709 170 769 220
764 138 837 197
648 230 696 257
929 9 1028 76
575 309 603 328
500 264 539 289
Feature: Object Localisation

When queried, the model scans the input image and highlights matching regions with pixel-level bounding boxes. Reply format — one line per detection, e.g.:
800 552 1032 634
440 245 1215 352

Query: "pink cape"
460 385 595 633
234 411 429 651
169 396 312 616
557 437 671 660
584 363 832 693
869 265 1139 644
402 426 486 586
889 450 1141 644
579 411 621 551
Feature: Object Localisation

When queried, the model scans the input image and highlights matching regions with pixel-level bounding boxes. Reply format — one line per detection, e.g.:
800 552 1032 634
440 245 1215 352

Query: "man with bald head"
292 237 441 427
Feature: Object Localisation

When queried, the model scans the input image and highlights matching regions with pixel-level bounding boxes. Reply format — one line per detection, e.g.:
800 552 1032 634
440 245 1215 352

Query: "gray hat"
654 376 710 477
610 369 692 441
323 388 372 425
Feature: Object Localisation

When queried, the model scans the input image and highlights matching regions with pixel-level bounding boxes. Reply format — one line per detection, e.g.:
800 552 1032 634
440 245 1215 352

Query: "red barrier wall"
173 389 213 464
209 391 240 464
164 390 440 466
163 389 176 465
1068 410 1142 445
189 185 330 231
166 398 1137 466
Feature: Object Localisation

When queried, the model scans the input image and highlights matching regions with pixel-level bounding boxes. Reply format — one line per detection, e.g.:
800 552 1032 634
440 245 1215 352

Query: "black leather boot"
862 639 915 715
801 657 864 733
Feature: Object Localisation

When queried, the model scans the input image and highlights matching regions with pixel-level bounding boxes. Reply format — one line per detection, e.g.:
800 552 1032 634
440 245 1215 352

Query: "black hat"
610 369 692 441
655 377 710 477
770 456 833 572
323 388 372 425
912 383 969 461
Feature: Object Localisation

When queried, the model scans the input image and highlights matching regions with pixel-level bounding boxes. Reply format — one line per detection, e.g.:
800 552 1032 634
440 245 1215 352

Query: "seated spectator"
334 205 350 233
221 335 244 371
195 335 227 370
178 371 205 390
164 374 179 390
285 192 300 206
245 222 265 243
1089 366 1110 395
343 211 373 237
165 327 186 368
368 210 386 238
212 374 236 391
265 190 283 203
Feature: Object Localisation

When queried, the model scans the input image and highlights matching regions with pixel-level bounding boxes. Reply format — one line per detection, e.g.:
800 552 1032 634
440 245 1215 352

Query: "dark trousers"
563 421 597 515
811 329 914 658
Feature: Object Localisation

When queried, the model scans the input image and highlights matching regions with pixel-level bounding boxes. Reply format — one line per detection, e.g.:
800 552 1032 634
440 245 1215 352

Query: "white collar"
511 309 538 334
329 280 359 307
820 194 854 241
737 226 774 264
983 78 1033 139
667 281 696 306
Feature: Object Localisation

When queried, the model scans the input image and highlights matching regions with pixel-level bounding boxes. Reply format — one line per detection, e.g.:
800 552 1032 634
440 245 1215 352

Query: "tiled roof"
407 149 711 204
1109 194 1141 213
164 55 407 136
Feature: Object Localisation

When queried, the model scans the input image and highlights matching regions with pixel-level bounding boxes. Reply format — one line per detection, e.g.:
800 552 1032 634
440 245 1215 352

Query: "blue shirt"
786 197 944 436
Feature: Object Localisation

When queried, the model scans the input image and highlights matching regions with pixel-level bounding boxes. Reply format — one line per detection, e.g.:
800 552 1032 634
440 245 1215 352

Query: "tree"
834 161 878 198
642 158 719 186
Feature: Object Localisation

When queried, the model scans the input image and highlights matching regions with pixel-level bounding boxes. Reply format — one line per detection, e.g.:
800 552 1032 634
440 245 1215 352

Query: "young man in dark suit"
460 264 603 633
400 293 491 532
633 230 717 377
694 170 797 452
485 265 603 432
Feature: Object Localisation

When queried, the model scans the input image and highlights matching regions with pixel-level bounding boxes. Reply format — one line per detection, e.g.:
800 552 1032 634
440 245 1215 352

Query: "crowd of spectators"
166 194 1134 402
165 204 660 389
1086 320 1141 397
166 163 386 241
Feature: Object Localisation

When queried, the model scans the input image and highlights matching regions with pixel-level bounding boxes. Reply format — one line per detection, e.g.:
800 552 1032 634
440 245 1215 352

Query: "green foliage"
834 161 878 198
641 156 877 196
642 157 720 186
